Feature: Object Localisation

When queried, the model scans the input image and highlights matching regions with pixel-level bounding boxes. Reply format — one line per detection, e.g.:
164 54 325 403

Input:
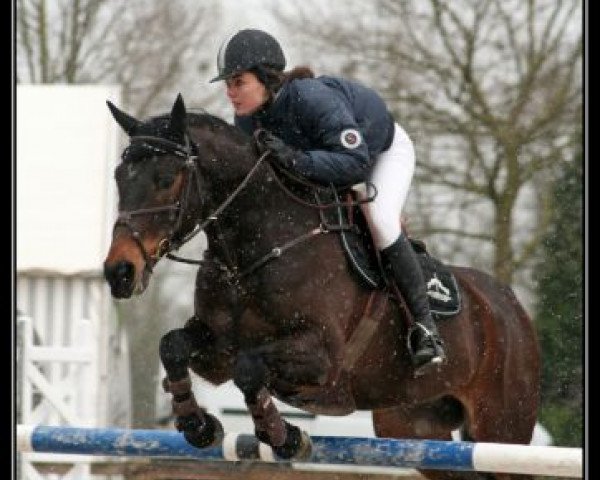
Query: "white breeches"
354 123 415 250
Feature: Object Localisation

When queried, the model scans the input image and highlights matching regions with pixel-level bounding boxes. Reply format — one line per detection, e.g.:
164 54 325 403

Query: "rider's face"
225 71 268 116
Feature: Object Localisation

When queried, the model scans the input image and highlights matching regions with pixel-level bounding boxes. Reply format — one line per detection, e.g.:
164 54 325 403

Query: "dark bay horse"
103 95 540 480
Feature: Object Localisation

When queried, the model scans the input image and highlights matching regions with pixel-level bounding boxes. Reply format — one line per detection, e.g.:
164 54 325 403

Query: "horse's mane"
144 109 250 143
121 109 251 164
186 110 231 130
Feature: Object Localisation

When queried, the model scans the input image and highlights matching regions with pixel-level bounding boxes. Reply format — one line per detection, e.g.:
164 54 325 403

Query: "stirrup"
407 323 446 376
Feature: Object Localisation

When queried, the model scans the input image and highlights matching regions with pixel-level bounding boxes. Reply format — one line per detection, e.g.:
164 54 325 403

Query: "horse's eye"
155 174 175 190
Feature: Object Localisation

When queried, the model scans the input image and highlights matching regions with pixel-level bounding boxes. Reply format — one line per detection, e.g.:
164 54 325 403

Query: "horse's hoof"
182 413 224 449
272 423 312 460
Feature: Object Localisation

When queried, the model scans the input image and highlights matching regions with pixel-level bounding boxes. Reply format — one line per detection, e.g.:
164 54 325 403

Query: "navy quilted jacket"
235 75 395 186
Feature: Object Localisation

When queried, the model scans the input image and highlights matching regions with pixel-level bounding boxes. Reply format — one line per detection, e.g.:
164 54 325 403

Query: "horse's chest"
237 306 308 346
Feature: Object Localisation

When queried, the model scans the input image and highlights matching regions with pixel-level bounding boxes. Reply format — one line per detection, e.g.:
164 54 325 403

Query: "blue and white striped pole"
17 425 582 477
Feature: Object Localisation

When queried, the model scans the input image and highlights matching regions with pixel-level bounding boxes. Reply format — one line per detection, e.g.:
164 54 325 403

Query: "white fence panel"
18 314 95 477
17 313 109 480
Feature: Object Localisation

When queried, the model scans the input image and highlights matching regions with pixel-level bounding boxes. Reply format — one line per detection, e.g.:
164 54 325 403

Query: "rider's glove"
254 129 303 170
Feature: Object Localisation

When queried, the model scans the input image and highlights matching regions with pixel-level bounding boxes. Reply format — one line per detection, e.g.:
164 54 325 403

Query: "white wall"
17 84 121 274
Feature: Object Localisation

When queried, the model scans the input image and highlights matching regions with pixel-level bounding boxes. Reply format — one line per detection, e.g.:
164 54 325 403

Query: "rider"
210 28 446 374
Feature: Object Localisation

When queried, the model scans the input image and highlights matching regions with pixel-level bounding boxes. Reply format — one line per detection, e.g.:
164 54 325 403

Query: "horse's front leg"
232 330 331 460
159 325 224 448
233 351 309 459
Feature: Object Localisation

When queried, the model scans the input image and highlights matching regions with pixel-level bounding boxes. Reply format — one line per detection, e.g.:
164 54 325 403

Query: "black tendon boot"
381 235 446 375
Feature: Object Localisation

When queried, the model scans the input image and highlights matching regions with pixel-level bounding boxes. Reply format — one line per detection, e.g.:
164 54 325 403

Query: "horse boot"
381 235 446 376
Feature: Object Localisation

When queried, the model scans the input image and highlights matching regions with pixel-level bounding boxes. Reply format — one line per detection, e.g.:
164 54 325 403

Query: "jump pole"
17 424 582 477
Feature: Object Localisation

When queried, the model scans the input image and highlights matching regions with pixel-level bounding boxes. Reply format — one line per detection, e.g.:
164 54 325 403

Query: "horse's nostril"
116 261 133 282
105 260 134 285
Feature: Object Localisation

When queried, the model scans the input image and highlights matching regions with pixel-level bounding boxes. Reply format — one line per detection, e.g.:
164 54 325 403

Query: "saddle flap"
316 188 384 289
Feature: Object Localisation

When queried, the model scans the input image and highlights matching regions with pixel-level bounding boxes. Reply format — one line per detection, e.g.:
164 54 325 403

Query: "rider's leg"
380 233 446 369
356 123 446 372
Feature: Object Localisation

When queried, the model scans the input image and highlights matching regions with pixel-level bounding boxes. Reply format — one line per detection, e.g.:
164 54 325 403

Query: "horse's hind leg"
457 354 538 480
459 395 537 480
233 350 311 460
373 400 496 480
159 326 224 448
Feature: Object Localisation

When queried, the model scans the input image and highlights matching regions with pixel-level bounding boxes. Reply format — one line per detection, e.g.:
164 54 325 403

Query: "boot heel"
407 323 446 375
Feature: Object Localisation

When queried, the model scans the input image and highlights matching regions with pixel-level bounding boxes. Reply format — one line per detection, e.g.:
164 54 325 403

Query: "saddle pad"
321 188 461 318
416 251 461 318
341 228 461 318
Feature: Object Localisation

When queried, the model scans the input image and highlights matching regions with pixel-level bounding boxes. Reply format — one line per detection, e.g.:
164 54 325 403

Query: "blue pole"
310 435 473 470
19 424 474 470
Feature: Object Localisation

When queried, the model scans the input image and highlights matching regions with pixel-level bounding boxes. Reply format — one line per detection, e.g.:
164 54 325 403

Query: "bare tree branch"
17 0 38 82
422 227 495 242
16 0 222 115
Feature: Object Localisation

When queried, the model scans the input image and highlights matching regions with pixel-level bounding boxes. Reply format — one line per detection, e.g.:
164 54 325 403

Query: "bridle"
114 133 270 273
114 133 201 274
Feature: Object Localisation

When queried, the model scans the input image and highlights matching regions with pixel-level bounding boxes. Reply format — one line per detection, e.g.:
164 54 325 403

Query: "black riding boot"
381 235 446 374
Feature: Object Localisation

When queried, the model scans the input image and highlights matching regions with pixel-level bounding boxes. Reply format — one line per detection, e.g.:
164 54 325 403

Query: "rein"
266 163 377 210
165 150 270 266
167 156 374 278
164 153 336 275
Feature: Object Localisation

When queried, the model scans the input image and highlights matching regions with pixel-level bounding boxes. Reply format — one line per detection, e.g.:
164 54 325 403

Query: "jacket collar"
253 81 290 120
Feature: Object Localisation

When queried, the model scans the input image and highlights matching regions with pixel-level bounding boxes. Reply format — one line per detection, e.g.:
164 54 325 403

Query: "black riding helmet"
210 29 286 83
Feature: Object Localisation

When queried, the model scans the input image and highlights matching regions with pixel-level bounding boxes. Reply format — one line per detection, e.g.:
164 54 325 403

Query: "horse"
103 94 540 480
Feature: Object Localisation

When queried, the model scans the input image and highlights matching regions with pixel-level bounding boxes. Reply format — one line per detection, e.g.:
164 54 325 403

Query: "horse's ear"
106 100 142 136
169 94 187 135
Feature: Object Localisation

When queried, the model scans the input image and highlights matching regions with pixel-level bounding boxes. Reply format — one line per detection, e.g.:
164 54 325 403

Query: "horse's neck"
189 125 320 265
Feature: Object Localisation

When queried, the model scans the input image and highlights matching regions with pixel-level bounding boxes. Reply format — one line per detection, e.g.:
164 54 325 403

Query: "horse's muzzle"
104 260 136 298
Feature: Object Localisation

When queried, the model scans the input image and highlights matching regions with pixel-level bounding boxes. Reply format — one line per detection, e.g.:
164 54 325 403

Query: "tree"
16 0 223 116
273 0 582 290
534 145 583 447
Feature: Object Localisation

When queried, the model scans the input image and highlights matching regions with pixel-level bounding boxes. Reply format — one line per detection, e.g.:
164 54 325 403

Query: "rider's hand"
254 129 300 170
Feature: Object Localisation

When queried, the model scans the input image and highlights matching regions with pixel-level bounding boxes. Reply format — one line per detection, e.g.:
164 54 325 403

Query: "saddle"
316 188 461 320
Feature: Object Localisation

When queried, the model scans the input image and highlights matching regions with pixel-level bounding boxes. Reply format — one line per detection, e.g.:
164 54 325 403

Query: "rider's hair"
253 66 315 95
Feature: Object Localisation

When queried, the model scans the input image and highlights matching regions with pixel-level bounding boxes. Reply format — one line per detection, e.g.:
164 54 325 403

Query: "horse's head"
103 94 202 298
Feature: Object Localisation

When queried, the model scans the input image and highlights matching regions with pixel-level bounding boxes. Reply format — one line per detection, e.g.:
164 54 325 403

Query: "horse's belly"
272 376 358 416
